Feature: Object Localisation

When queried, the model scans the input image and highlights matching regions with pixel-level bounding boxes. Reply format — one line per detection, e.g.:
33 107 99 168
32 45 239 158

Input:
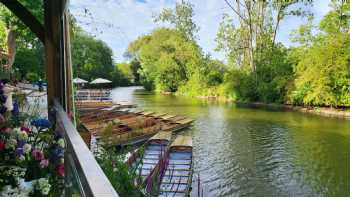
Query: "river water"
111 87 350 197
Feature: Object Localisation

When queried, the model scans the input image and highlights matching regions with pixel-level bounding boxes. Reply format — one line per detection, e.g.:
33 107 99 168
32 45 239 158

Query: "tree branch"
0 0 45 43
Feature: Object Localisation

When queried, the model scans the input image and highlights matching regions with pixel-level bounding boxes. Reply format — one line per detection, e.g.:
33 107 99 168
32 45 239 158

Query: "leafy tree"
71 30 114 82
127 28 203 92
154 0 199 40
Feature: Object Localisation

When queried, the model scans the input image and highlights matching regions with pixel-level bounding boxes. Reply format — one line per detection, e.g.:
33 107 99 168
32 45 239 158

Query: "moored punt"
161 114 177 120
167 116 187 122
157 136 193 197
142 111 156 116
128 131 172 183
76 100 114 109
150 112 168 119
162 118 194 132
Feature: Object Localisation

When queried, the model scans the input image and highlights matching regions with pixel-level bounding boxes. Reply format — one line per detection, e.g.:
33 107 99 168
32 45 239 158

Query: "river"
111 86 350 197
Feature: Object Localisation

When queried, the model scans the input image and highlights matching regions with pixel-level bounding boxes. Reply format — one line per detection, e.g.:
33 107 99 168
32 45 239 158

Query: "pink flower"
56 164 64 177
20 127 31 134
0 141 5 151
40 159 49 168
32 149 44 161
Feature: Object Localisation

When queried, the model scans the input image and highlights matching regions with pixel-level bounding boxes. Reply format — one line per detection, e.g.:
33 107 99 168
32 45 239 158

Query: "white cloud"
69 0 331 62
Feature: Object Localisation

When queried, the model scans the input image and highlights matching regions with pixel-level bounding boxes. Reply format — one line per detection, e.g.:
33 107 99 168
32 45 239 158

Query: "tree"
127 28 203 92
217 0 313 72
288 0 350 107
0 0 44 69
71 29 114 81
154 0 199 40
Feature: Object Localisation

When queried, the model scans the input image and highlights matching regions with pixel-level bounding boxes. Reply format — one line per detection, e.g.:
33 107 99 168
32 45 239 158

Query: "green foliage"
71 30 114 81
127 28 203 92
289 34 350 107
154 0 199 40
13 41 45 79
97 149 141 197
110 64 132 87
25 72 40 83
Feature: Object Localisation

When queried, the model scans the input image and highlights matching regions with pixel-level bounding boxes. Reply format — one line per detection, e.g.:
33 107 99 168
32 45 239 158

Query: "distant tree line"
125 0 350 108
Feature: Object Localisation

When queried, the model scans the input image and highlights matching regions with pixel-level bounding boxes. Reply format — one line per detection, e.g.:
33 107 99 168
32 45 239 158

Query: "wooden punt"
142 111 156 116
167 116 187 122
161 114 177 120
162 118 194 132
150 112 167 119
76 100 113 109
148 135 193 197
158 136 193 197
127 131 172 183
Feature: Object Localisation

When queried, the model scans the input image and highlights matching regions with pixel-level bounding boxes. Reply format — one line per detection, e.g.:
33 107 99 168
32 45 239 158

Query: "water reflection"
111 87 350 196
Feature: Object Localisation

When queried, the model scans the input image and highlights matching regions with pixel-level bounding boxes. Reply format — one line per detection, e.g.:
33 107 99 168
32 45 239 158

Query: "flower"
39 159 49 168
57 138 65 148
6 138 17 150
35 178 51 195
15 147 24 156
56 164 64 177
31 118 52 128
23 144 31 154
17 131 28 141
17 155 25 162
31 149 44 161
0 141 5 151
20 127 31 134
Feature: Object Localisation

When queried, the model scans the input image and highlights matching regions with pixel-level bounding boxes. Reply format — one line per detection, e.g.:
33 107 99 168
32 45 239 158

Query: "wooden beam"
0 0 45 43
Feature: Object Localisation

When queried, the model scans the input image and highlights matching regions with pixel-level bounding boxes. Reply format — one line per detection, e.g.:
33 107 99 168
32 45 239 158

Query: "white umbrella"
73 77 88 84
90 78 112 84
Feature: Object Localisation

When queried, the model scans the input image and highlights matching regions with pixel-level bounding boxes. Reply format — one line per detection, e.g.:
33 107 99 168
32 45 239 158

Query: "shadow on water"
111 87 350 197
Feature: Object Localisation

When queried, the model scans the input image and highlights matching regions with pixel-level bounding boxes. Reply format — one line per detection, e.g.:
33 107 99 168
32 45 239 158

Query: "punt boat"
157 136 193 197
127 131 172 184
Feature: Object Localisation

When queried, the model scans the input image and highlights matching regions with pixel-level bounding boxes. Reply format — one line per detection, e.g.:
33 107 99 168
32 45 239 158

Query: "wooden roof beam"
0 0 45 43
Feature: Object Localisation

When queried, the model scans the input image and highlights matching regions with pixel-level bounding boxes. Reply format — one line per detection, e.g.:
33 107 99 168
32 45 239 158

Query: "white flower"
57 138 65 148
5 139 17 150
35 178 51 195
17 131 28 141
17 155 25 162
23 144 31 154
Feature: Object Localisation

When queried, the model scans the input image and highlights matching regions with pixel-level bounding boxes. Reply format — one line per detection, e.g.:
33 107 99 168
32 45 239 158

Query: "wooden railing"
54 101 118 197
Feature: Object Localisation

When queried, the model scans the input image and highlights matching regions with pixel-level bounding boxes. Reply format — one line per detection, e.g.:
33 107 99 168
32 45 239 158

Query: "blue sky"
69 0 331 62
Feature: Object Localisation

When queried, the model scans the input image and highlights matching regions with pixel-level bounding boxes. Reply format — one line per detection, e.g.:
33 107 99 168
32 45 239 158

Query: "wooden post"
44 0 72 113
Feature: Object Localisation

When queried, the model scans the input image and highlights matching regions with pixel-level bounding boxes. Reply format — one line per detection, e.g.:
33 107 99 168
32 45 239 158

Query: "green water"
111 87 350 197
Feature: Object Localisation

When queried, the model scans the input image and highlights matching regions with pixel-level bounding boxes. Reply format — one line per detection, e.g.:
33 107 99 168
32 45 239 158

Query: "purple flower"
12 100 19 116
17 140 25 147
15 147 24 156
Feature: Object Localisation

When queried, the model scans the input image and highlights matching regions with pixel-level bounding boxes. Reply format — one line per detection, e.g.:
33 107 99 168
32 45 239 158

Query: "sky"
69 0 332 62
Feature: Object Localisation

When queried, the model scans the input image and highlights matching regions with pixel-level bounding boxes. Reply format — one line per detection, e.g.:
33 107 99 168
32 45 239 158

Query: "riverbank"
166 92 350 119
236 102 350 119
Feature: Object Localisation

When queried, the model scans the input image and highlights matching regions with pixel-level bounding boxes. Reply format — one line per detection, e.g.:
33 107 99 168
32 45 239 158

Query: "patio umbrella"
90 78 112 84
73 77 88 84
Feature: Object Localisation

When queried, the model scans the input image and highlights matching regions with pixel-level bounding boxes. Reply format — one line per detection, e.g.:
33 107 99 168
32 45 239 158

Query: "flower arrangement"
0 79 65 197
